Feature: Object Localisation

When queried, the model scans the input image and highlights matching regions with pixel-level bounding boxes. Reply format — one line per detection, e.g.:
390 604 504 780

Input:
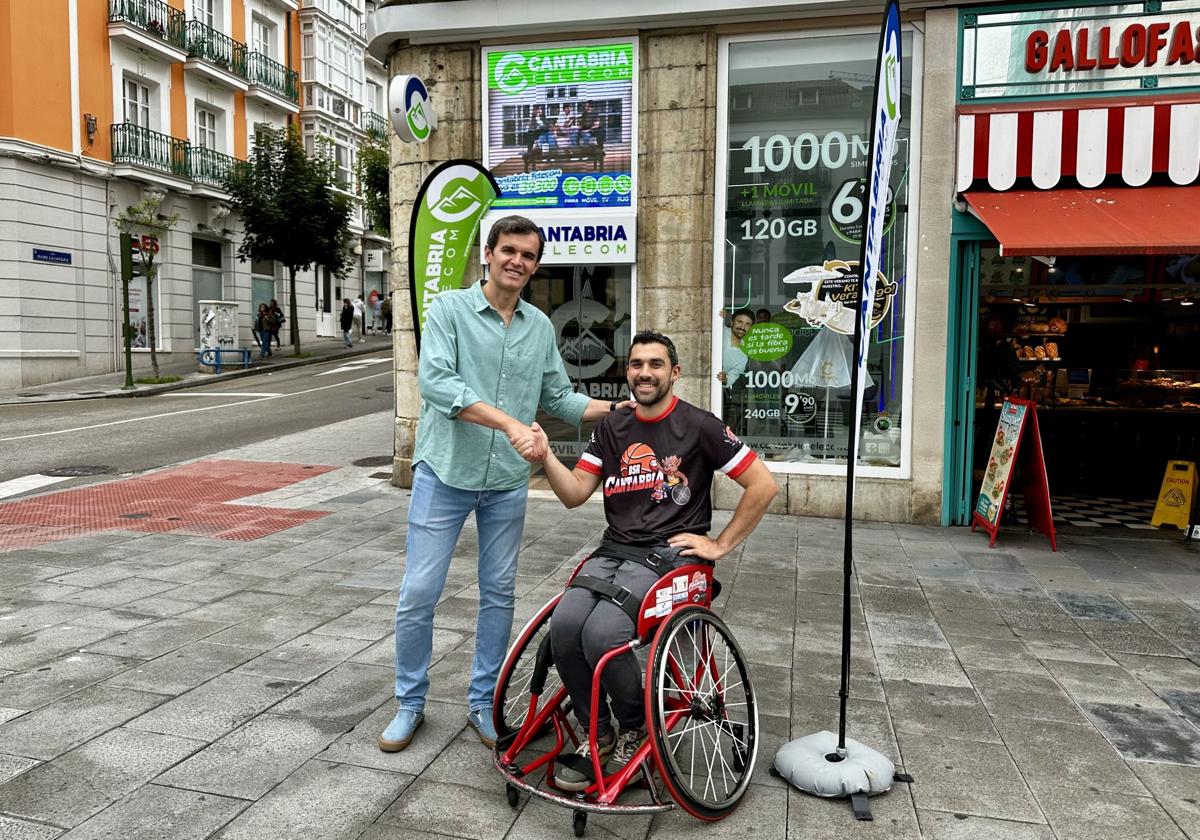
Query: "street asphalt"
0 408 1198 839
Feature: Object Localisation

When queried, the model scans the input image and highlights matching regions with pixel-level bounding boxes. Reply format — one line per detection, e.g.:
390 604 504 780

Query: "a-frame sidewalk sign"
972 396 1057 551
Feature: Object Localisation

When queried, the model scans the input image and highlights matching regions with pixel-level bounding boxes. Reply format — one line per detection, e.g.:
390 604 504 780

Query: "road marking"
166 392 285 397
315 357 391 377
0 371 392 443
0 474 72 500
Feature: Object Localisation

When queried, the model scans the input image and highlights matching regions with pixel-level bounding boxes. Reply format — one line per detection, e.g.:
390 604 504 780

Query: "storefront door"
523 264 633 465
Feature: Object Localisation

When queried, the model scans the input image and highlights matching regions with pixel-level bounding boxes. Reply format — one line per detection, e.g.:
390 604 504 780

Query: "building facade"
0 0 391 388
369 1 1199 525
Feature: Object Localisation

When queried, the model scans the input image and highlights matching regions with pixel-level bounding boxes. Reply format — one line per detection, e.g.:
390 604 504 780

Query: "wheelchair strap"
566 575 641 624
595 541 674 577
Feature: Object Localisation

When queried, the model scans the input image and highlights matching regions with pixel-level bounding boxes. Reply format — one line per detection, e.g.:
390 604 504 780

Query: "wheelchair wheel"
494 595 563 740
644 606 758 820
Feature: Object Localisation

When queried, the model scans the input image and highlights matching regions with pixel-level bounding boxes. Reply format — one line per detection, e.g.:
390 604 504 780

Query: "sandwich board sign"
972 397 1056 550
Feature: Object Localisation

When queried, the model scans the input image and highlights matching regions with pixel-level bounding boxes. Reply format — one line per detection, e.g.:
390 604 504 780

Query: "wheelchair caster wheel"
572 809 587 837
505 783 519 808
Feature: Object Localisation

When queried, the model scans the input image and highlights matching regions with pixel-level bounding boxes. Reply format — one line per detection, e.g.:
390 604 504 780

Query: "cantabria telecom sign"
479 211 636 265
388 75 436 143
488 44 633 92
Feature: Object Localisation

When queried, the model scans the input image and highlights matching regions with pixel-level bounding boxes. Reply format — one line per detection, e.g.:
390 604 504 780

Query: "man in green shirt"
379 215 625 753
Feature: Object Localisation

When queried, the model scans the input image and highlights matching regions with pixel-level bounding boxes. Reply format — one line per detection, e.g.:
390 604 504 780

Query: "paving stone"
790 694 899 761
1050 592 1138 622
866 615 950 649
1138 611 1200 657
116 596 203 618
0 603 98 642
649 781 787 839
504 790 653 840
234 633 369 683
245 570 346 596
1110 652 1200 693
0 653 140 710
1041 660 1170 709
202 611 329 650
995 715 1148 796
59 578 180 610
0 814 62 839
1160 689 1200 728
1128 760 1200 840
1082 702 1200 766
101 641 260 696
873 644 971 688
1012 629 1113 665
84 617 226 660
916 809 1054 840
373 778 517 840
269 662 391 728
0 685 166 760
350 628 467 670
318 700 464 775
883 680 1000 743
1075 619 1183 657
214 760 409 840
787 785 921 839
0 624 118 672
310 604 394 641
174 592 295 625
56 783 246 840
0 754 38 784
950 638 1046 675
791 648 885 702
155 713 344 800
71 609 160 633
127 672 302 742
0 727 203 829
158 574 267 605
1034 782 1186 840
969 669 1088 725
897 733 1042 823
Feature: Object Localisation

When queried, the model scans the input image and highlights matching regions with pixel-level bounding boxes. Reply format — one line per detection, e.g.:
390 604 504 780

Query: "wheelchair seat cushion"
773 730 895 797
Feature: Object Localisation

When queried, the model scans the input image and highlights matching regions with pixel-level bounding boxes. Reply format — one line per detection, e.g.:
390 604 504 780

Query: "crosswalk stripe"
0 474 72 500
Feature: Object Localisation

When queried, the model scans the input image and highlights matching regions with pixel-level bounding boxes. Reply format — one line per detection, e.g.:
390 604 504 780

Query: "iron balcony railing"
247 52 300 103
365 111 388 140
108 0 186 50
188 145 239 189
185 19 248 79
111 123 189 178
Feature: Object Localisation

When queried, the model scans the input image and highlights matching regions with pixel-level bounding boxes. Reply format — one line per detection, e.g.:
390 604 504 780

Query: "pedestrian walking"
339 298 355 348
382 292 393 335
377 214 633 754
352 294 366 343
254 303 275 358
269 298 284 348
370 289 383 335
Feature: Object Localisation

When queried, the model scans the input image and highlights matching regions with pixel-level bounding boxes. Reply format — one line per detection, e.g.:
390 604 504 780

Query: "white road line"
315 357 391 376
0 474 72 500
166 392 285 397
0 371 392 443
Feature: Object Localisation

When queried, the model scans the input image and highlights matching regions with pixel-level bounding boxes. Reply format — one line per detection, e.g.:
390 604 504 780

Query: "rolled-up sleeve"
538 323 589 426
418 297 482 418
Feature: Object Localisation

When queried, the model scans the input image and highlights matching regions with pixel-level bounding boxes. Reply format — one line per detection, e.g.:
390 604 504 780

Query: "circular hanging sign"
389 75 437 143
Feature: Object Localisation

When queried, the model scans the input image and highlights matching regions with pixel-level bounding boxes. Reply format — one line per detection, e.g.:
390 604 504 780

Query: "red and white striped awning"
957 99 1200 192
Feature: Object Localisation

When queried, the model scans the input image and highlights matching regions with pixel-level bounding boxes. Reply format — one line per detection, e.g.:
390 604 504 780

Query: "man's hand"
506 421 546 463
614 399 637 412
715 371 727 384
521 422 549 463
667 532 730 561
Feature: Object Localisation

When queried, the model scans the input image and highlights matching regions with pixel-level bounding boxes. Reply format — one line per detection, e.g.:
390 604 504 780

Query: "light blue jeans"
394 461 528 713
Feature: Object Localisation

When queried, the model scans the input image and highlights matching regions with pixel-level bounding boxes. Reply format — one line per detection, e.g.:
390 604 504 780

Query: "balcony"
188 145 239 197
107 0 187 63
247 53 301 114
364 112 388 141
111 123 191 191
184 20 249 91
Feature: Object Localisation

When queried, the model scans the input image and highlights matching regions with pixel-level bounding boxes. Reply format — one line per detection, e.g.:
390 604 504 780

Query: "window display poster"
126 236 160 351
484 41 635 210
718 31 914 468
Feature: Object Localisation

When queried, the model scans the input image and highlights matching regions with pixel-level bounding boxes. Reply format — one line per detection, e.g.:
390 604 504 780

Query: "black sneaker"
554 729 615 792
609 727 646 772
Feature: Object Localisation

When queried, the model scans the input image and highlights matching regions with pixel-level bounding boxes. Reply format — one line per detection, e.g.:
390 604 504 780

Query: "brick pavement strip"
2 433 1200 837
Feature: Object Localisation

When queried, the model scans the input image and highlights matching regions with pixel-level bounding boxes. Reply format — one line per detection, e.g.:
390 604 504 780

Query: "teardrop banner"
408 160 501 353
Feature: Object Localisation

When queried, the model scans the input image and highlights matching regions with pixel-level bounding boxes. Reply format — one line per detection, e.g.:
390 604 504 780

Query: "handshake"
507 420 549 464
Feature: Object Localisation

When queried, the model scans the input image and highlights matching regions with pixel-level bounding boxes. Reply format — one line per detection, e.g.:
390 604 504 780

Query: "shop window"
716 30 919 474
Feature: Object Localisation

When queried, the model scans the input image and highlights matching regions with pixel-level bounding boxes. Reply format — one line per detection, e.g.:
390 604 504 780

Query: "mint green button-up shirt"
413 281 590 491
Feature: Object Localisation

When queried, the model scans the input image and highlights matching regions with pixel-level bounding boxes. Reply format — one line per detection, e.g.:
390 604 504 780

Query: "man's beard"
630 378 670 406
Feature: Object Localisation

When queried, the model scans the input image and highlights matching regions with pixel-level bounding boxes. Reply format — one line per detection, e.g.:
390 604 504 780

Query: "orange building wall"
231 0 245 43
4 0 72 152
171 64 187 139
0 1 14 136
234 92 247 157
78 1 114 160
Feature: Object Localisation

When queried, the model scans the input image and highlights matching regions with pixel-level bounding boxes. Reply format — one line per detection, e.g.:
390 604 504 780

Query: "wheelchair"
491 555 758 836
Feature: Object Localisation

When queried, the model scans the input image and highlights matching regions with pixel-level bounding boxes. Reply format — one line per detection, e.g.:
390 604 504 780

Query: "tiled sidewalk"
0 413 1198 839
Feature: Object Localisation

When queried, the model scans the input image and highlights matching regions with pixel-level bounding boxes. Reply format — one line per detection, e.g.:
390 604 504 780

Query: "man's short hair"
629 331 678 367
732 308 755 323
486 215 545 262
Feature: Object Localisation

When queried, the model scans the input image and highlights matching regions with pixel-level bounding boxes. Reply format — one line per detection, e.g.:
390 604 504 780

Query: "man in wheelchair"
526 330 777 791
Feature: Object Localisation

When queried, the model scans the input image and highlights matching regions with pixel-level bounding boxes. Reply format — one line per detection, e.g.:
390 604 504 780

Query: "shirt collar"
471 280 529 318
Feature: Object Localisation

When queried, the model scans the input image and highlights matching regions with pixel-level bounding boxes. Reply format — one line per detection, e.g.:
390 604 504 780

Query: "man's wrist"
609 400 618 412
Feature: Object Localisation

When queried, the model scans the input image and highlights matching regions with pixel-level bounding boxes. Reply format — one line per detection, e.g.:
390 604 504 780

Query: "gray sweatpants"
549 546 684 737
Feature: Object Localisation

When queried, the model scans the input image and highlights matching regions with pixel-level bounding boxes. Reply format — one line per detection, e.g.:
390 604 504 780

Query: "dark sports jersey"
577 396 757 545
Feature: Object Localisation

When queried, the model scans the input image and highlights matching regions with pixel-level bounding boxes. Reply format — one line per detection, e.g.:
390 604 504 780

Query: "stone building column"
387 43 482 488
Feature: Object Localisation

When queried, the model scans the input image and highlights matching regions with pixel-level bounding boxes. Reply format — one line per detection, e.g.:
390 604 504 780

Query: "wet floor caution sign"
1151 461 1196 531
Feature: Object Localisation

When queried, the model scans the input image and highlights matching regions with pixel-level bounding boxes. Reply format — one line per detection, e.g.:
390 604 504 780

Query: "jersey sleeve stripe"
722 447 756 478
577 453 603 475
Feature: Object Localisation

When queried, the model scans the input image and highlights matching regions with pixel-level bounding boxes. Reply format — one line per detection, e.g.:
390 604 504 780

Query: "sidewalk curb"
0 343 392 406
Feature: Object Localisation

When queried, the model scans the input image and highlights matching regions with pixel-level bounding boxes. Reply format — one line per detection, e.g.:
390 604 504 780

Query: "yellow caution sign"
1151 461 1197 530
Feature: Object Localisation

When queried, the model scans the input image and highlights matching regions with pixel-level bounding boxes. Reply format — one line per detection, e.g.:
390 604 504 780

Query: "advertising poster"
483 40 635 210
975 398 1027 527
126 235 160 351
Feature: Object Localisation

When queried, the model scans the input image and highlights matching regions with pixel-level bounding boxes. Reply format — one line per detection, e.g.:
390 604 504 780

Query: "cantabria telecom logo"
388 75 437 143
425 169 488 224
489 44 634 93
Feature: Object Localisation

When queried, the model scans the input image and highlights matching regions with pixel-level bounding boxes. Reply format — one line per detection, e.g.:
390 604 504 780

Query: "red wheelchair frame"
491 557 758 836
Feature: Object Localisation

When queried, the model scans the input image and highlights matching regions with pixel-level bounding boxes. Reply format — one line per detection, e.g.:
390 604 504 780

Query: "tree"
115 193 179 383
223 126 352 354
357 133 390 236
